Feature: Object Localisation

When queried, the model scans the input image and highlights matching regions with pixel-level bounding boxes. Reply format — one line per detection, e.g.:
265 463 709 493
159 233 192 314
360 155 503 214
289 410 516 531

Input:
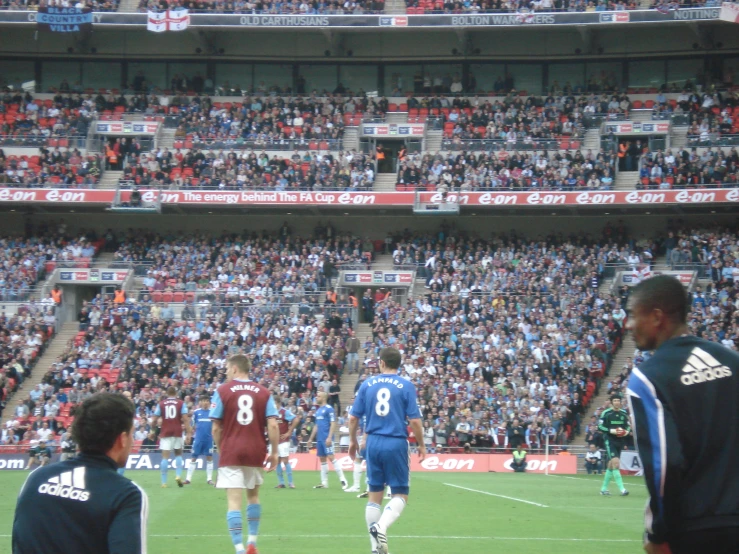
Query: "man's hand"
265 452 278 473
280 433 290 442
325 437 331 447
417 445 427 462
349 440 358 460
644 540 673 554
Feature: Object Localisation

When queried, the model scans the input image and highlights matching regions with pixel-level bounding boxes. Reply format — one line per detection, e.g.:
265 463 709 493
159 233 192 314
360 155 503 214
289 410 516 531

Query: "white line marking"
443 483 549 508
548 475 644 483
0 534 640 542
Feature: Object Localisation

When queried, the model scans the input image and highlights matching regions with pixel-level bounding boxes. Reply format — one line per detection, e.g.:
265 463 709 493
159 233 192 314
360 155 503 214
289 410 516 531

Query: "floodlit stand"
107 186 162 214
412 190 460 215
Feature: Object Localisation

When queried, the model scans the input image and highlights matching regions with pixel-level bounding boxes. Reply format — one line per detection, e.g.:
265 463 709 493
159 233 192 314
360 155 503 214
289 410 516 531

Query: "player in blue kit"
185 396 215 486
349 347 426 554
307 390 348 489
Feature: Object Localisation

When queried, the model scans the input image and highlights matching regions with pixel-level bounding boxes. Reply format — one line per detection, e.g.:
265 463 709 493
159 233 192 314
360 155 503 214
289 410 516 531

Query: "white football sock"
378 497 406 530
353 462 362 487
330 460 346 483
186 461 195 482
320 462 328 486
206 460 214 481
365 502 382 550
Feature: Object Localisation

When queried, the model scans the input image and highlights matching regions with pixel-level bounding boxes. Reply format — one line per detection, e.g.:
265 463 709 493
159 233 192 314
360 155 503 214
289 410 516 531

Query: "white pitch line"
0 534 640 542
443 482 548 508
549 475 644 483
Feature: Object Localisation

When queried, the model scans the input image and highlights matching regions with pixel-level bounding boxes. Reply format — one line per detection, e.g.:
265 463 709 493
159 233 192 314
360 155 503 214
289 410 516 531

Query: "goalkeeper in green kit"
598 394 631 496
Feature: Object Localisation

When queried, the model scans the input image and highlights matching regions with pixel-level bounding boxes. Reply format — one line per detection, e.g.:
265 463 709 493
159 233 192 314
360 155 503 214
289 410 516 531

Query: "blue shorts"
317 440 334 458
192 439 214 457
365 435 410 495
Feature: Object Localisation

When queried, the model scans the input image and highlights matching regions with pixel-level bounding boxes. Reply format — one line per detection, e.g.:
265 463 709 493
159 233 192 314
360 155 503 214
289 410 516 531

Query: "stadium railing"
439 136 583 152
686 134 739 147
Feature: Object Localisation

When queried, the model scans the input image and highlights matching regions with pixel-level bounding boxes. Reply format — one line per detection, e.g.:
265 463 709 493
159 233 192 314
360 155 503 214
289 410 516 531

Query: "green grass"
0 470 647 554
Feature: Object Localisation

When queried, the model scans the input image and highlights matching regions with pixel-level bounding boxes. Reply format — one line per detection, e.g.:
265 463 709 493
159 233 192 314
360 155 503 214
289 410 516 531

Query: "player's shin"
378 496 406 530
206 460 214 482
285 461 293 486
601 468 613 491
612 468 625 492
246 504 261 545
226 510 244 553
353 462 362 488
320 462 329 486
186 459 196 482
330 459 347 484
160 458 169 485
365 502 382 550
175 455 184 478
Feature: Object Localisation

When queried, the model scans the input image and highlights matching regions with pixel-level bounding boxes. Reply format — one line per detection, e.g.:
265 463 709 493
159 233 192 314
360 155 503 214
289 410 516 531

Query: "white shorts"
278 442 291 458
216 466 264 490
160 436 183 451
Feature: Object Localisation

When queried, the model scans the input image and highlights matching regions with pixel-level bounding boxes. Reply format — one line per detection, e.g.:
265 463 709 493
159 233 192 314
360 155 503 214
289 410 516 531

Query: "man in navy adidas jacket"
626 276 738 554
13 393 148 554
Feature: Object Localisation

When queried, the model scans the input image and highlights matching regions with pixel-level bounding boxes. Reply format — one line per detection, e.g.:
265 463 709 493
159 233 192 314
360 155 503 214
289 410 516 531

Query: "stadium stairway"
583 128 600 150
574 332 637 449
118 0 139 12
374 174 397 192
0 322 79 428
343 126 359 152
99 170 124 189
372 253 395 270
386 112 408 124
670 123 689 149
339 323 371 411
158 127 177 150
385 0 407 14
629 110 653 123
425 129 442 153
614 171 638 191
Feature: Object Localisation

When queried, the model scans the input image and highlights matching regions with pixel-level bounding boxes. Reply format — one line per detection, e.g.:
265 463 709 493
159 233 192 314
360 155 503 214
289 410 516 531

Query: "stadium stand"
0 93 91 148
635 146 739 189
396 148 615 191
119 148 375 190
137 0 386 15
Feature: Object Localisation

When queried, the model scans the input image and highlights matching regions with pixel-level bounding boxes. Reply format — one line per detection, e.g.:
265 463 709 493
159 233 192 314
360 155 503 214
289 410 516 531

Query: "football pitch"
0 470 647 554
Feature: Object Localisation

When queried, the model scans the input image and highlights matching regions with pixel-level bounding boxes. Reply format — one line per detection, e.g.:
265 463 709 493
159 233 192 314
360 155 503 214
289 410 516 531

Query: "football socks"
246 503 261 545
227 510 244 553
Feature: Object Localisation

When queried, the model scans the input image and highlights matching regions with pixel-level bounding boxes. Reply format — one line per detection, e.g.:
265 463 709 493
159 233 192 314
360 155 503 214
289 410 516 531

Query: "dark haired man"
349 347 426 554
13 392 148 554
597 393 631 496
626 275 738 554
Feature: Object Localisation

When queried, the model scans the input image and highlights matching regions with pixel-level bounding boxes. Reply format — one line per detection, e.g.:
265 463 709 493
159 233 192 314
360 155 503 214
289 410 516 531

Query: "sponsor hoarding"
0 188 737 208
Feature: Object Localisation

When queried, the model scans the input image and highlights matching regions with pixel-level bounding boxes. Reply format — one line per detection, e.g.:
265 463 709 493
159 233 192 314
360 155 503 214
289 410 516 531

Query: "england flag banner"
147 9 190 32
719 2 739 23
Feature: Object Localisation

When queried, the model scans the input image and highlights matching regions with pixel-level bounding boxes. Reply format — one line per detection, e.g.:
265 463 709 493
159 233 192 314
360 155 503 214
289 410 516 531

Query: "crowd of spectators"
0 0 118 11
0 92 92 148
423 93 585 151
404 0 715 15
1 225 375 453
635 146 739 189
111 224 373 304
354 225 641 451
634 88 739 146
0 304 55 424
0 230 101 300
0 147 102 187
138 0 386 16
120 148 375 191
397 148 615 192
168 94 374 151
